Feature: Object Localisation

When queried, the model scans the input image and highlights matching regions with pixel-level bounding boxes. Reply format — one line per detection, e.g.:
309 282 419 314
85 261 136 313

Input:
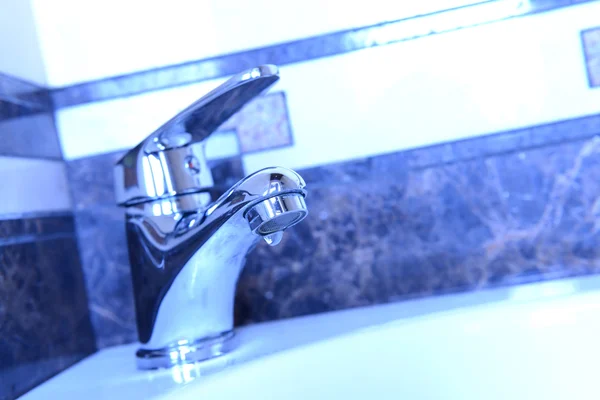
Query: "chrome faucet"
114 65 308 370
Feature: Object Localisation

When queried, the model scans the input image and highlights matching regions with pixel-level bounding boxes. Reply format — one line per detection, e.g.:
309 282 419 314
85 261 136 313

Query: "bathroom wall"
30 0 498 87
28 0 600 350
0 15 96 399
0 0 47 85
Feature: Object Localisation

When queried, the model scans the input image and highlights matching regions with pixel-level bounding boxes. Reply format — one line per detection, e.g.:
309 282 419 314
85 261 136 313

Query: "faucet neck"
124 167 307 355
126 209 259 346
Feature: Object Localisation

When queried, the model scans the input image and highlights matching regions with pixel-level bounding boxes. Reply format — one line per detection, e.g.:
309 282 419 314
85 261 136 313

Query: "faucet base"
135 330 235 370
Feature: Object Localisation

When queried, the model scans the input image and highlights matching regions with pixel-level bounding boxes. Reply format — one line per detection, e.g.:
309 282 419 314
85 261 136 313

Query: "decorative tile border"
49 0 598 108
582 26 600 87
0 72 52 121
0 212 76 246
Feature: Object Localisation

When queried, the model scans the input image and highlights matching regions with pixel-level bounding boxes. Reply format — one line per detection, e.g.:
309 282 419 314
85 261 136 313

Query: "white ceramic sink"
23 275 600 399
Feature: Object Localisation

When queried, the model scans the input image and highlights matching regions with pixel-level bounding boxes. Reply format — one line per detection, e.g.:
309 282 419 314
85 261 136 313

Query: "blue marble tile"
0 213 75 245
301 114 600 186
236 135 600 323
0 235 96 399
49 0 597 108
72 207 137 349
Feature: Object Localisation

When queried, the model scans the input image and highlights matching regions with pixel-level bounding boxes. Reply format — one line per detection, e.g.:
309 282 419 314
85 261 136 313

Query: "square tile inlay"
219 92 293 153
582 27 600 88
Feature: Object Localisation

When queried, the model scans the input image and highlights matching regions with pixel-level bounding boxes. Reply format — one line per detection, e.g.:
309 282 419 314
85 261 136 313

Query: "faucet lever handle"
146 65 279 153
114 65 279 207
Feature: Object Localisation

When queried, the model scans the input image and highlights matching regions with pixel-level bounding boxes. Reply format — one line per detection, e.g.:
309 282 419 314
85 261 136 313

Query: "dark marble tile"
48 0 597 108
582 26 600 88
235 135 600 324
0 236 96 400
0 213 75 245
219 92 293 154
208 156 245 189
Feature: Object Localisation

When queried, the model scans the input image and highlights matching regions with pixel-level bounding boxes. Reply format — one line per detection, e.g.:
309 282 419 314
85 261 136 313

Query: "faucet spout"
124 167 307 369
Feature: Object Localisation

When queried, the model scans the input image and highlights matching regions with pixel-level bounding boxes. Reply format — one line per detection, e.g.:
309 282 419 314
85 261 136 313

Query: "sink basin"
22 276 600 399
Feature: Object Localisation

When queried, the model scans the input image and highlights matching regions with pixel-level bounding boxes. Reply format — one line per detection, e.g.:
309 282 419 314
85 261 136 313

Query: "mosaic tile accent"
0 215 96 400
220 92 293 153
582 27 600 87
48 0 597 108
67 113 600 348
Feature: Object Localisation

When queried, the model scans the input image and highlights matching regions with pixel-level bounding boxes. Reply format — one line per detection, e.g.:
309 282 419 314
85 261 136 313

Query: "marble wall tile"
72 207 136 349
582 26 600 87
0 224 96 399
236 136 600 323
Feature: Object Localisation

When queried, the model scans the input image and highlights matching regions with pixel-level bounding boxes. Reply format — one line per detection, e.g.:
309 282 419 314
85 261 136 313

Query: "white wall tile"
0 0 47 85
56 2 600 175
0 157 71 214
243 2 600 172
32 0 487 87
